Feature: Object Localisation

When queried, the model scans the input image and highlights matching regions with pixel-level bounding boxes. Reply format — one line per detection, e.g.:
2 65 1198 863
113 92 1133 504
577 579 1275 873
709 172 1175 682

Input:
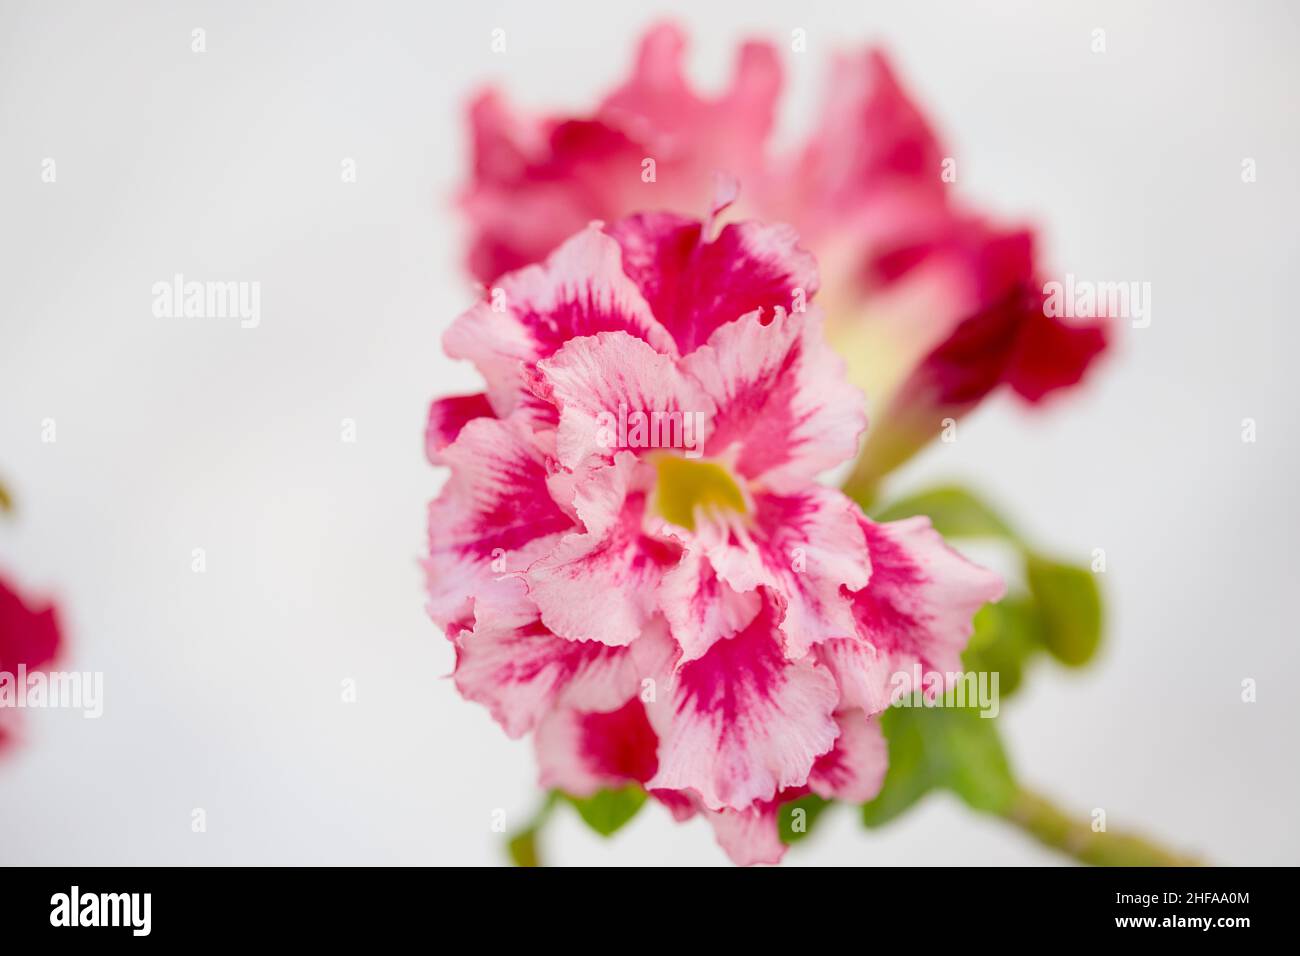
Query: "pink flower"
425 205 1003 863
0 570 63 752
459 23 1108 489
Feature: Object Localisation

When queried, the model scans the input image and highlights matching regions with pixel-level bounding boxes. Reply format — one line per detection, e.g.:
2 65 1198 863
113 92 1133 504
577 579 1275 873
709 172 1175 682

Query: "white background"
1 0 1296 865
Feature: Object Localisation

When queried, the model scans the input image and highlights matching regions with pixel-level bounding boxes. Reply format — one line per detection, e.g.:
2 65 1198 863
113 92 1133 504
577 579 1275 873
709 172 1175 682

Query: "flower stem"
997 787 1204 866
506 791 560 867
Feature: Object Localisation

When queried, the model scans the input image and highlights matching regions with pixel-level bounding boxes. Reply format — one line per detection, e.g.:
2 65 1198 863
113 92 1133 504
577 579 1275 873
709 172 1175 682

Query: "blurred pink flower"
0 570 63 752
425 207 1002 863
459 23 1108 487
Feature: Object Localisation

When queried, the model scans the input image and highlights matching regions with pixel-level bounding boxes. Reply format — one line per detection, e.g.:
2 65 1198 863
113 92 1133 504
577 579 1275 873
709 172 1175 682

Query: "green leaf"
860 705 934 827
938 707 1017 812
1025 555 1102 667
961 598 1046 697
564 786 647 837
0 479 11 513
777 794 832 845
507 828 540 867
862 699 1016 827
870 485 1019 543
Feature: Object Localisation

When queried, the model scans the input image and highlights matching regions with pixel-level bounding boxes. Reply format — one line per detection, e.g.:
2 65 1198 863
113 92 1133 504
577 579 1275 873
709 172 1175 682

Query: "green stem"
998 787 1203 866
506 791 559 867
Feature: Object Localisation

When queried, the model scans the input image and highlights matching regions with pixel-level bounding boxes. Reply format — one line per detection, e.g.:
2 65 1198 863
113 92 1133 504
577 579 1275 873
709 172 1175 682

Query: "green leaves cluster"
862 699 1016 826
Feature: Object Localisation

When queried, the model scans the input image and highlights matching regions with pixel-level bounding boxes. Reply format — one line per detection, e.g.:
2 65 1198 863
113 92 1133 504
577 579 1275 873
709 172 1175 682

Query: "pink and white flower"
459 23 1109 490
426 205 1002 863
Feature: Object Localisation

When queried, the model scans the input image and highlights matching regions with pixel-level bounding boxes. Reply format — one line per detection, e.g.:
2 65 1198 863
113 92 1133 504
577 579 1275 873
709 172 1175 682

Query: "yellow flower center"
650 454 748 531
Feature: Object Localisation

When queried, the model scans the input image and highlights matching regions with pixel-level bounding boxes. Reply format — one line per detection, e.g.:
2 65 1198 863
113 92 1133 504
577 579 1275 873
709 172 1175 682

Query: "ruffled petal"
644 594 839 811
701 710 884 864
530 330 714 471
460 89 650 284
681 308 865 490
598 22 780 189
816 636 893 715
607 214 819 354
702 710 885 865
699 486 870 659
425 392 495 464
525 453 683 646
827 516 1003 707
424 417 574 628
658 547 761 662
454 616 645 739
462 23 783 289
785 49 947 239
1005 300 1110 403
444 226 677 419
650 788 698 822
705 798 788 866
535 697 660 795
809 710 888 802
883 228 1042 410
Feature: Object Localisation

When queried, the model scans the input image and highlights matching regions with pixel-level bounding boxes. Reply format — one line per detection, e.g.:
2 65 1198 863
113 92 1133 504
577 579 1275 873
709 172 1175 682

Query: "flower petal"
607 214 819 355
700 486 870 659
455 615 645 739
786 48 947 239
460 88 658 284
705 798 788 866
535 697 660 795
850 223 1107 484
650 788 699 822
809 710 888 802
644 593 839 811
530 330 713 471
425 392 494 464
825 516 1003 707
598 22 780 187
444 225 677 419
703 710 885 864
525 453 683 645
1005 302 1110 403
0 574 62 672
681 308 865 490
424 417 574 629
882 228 1043 412
816 637 893 715
658 547 761 662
